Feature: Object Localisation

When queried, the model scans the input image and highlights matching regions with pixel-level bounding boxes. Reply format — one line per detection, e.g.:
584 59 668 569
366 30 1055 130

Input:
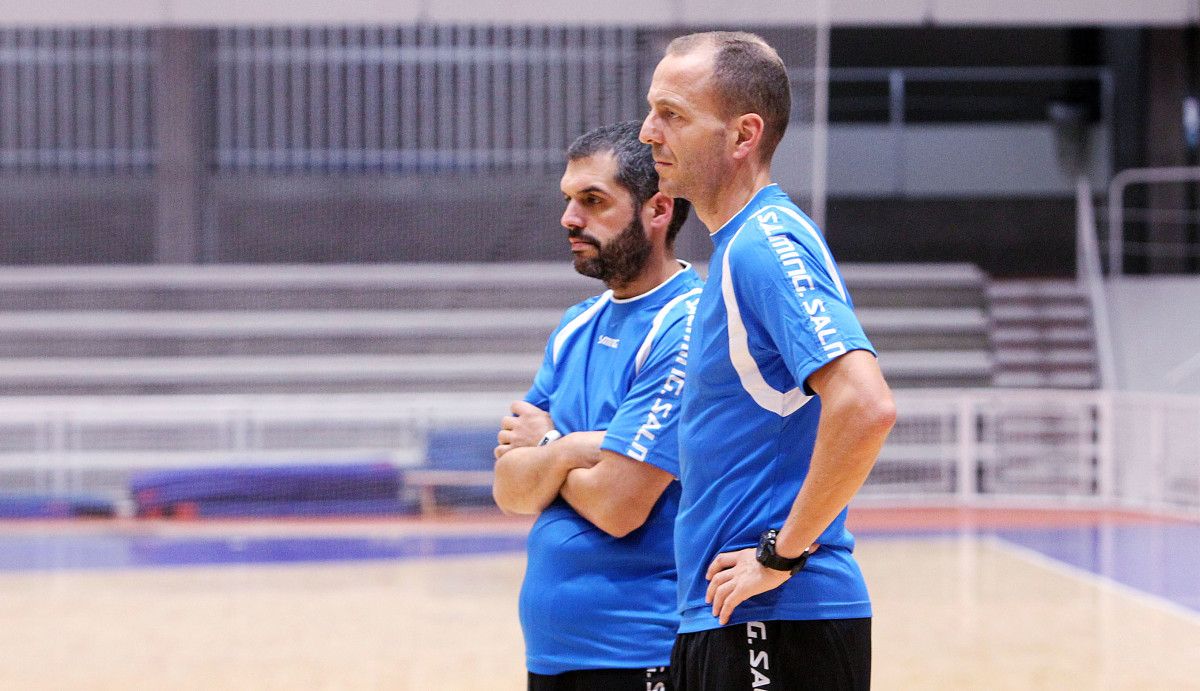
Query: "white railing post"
956 395 976 501
1094 391 1116 503
1147 399 1166 506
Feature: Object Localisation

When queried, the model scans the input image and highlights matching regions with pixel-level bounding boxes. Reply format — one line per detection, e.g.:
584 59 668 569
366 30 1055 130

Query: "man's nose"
639 112 660 145
561 200 584 231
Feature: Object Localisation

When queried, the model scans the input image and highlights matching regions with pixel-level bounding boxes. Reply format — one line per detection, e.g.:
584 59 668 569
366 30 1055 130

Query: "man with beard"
493 120 701 691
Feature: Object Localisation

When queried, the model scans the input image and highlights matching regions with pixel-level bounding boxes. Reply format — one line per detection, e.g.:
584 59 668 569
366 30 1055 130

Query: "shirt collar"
710 184 782 242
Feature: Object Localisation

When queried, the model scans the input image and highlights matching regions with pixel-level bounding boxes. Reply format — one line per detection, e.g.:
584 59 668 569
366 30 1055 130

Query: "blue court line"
0 533 527 573
992 524 1200 614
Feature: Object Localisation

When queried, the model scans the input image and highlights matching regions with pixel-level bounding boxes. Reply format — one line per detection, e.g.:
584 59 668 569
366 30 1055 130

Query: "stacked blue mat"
0 494 115 519
420 427 498 508
131 462 417 518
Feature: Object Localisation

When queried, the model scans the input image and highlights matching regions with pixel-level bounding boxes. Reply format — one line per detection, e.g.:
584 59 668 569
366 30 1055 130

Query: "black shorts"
670 618 871 691
528 666 672 691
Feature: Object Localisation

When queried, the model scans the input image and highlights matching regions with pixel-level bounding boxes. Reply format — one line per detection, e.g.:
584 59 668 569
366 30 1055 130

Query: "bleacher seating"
0 262 1003 510
987 279 1099 388
0 262 992 395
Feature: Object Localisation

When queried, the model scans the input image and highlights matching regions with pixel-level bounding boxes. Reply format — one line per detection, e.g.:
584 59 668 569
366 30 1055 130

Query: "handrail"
1107 166 1200 276
792 65 1116 197
827 65 1111 83
1076 175 1118 390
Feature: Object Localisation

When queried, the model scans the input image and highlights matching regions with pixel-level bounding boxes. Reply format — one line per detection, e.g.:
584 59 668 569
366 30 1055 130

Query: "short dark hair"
666 31 791 162
566 120 691 248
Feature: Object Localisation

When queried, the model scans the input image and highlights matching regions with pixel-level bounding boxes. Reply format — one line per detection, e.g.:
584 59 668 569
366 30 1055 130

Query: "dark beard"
571 215 653 287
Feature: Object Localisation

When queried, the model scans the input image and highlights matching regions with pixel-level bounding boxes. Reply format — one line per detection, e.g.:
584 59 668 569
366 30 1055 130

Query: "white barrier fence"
1 389 1197 514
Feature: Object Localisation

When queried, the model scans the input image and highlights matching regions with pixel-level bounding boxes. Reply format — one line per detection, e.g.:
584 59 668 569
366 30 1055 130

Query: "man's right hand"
495 401 555 459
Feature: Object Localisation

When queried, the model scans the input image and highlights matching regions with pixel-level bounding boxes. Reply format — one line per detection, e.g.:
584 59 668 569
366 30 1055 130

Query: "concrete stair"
0 262 993 395
987 280 1098 389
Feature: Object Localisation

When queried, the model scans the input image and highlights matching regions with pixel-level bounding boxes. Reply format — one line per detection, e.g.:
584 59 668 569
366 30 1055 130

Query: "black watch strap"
756 529 810 575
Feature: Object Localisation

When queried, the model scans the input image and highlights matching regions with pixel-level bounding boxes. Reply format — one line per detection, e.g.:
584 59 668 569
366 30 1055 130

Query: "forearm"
492 432 604 515
775 394 896 557
560 450 674 538
560 468 607 525
560 464 634 536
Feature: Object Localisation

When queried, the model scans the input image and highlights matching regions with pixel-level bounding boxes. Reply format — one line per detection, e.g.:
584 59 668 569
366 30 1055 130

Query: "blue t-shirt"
676 185 876 633
520 263 703 674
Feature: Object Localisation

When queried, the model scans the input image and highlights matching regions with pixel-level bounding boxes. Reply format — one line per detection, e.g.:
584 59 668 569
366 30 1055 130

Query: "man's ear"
731 113 765 161
645 192 674 235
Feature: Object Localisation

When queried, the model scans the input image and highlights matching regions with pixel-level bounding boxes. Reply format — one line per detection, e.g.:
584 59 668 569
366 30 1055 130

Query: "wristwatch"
756 529 811 574
537 429 562 447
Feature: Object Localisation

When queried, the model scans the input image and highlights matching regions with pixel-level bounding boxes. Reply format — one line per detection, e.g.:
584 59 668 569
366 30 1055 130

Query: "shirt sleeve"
599 299 697 478
730 219 875 393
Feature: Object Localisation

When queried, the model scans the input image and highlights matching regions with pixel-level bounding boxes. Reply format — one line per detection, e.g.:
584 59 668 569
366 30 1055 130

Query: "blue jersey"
676 185 876 633
520 264 703 674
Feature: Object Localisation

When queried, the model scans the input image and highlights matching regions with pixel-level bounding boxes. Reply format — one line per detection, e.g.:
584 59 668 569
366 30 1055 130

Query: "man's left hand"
496 401 554 458
704 548 791 626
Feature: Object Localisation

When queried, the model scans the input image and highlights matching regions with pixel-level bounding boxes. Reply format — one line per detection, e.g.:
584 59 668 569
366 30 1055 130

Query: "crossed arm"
491 401 674 538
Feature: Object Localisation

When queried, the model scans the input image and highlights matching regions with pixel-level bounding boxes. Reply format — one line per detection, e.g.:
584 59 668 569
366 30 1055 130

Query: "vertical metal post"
328 26 345 171
154 28 210 264
346 26 364 171
889 69 906 196
271 27 288 171
811 0 831 229
1107 175 1125 276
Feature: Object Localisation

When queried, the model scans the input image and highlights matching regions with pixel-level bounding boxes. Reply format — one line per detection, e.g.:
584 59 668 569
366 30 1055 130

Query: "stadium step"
987 279 1098 389
0 262 992 394
0 264 599 311
0 309 564 357
0 354 544 395
839 263 988 309
0 306 990 357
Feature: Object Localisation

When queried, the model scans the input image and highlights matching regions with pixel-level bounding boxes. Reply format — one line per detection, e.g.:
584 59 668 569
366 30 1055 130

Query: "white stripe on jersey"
552 291 612 365
721 223 812 417
634 287 702 375
762 204 848 302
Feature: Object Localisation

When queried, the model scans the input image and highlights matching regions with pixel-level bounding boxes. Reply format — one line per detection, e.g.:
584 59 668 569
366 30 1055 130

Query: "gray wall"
778 124 1110 199
1 0 1196 26
209 174 716 265
0 177 154 263
1108 277 1200 393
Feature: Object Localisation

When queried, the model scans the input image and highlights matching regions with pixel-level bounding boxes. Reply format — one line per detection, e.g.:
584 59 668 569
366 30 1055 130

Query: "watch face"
756 530 774 563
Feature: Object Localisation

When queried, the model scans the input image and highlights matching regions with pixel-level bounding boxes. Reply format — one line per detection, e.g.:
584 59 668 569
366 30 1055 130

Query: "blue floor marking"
993 524 1200 614
0 533 527 573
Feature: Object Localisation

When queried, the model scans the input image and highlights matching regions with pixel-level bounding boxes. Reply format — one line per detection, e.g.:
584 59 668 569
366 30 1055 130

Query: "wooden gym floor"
1 507 1198 690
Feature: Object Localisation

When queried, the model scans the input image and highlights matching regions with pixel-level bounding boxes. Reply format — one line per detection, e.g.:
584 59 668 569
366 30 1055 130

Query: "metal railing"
1075 175 1117 390
1107 166 1200 275
0 28 154 173
1 389 1196 516
827 66 1113 121
823 66 1114 196
0 26 1111 185
212 25 642 174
